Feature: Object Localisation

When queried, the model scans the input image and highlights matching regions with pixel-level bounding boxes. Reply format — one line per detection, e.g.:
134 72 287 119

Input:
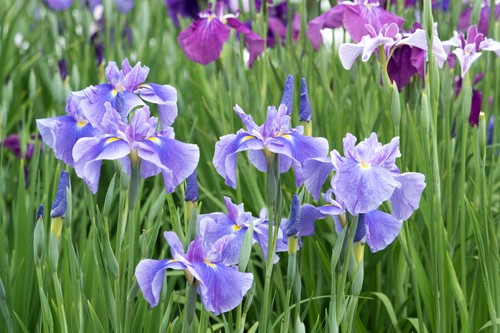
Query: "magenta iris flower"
213 104 329 189
443 25 500 78
36 95 100 167
307 0 405 49
458 3 500 36
177 1 264 66
198 197 286 264
72 104 199 194
77 58 178 130
135 232 253 315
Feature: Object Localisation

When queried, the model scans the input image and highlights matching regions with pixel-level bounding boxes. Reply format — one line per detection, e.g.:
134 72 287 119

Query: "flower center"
77 120 88 128
232 225 242 232
204 259 216 268
360 160 371 169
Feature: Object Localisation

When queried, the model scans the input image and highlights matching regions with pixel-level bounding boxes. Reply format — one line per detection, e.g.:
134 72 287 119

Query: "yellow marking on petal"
115 83 126 92
465 50 471 55
204 259 216 268
222 19 227 24
232 225 242 232
77 120 88 128
148 137 160 144
280 134 292 140
360 160 370 169
242 135 255 142
112 89 118 96
169 259 178 263
106 137 121 144
138 83 151 89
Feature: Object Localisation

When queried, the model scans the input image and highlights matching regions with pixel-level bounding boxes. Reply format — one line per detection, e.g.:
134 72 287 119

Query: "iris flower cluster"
37 58 199 194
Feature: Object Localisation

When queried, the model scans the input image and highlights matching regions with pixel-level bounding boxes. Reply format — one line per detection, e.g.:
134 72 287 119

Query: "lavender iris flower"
72 104 199 194
135 232 253 315
77 58 178 130
36 94 100 167
43 0 73 11
213 104 329 189
165 0 200 28
177 1 265 66
307 0 405 50
443 25 500 78
305 134 426 251
198 197 286 264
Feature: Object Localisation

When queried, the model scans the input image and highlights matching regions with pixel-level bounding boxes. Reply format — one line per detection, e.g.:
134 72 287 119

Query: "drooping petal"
389 172 426 220
303 157 334 200
213 131 265 188
297 204 326 237
267 132 329 186
331 157 401 215
136 135 199 193
136 83 178 127
135 259 186 306
189 262 253 315
306 5 346 50
364 209 403 252
178 17 231 65
226 17 265 67
339 42 365 70
453 46 482 78
36 117 58 150
73 136 130 193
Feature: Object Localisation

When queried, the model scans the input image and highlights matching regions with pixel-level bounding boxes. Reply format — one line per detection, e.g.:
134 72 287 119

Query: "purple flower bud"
58 59 68 81
37 205 44 222
299 78 311 122
51 170 70 218
184 170 198 202
353 214 366 242
280 74 294 115
286 194 300 237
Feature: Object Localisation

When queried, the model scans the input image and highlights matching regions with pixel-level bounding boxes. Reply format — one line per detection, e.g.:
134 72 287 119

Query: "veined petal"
135 259 186 306
390 172 426 220
454 47 482 78
361 36 395 62
365 209 403 252
36 117 59 150
339 42 365 70
73 136 130 193
123 61 150 91
136 136 199 193
297 204 326 237
213 131 265 188
303 157 334 200
190 262 253 315
331 158 400 214
136 83 178 127
115 91 144 119
178 17 231 65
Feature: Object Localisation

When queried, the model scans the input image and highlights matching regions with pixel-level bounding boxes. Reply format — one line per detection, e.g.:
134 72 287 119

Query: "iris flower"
213 104 329 189
307 0 405 49
135 232 253 315
198 196 286 264
458 2 500 36
36 94 100 167
443 25 500 78
177 1 264 66
77 58 178 130
72 104 199 194
164 0 200 28
305 133 425 251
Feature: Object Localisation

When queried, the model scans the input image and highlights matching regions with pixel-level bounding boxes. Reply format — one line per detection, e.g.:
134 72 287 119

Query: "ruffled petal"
303 157 334 200
364 209 403 252
390 172 426 220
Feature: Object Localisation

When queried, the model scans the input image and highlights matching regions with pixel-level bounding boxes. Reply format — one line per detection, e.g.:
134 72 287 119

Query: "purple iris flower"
43 0 73 11
304 133 426 218
72 104 199 194
165 0 200 28
177 1 265 66
339 23 447 89
455 73 488 126
307 0 405 50
443 25 500 78
458 2 500 36
213 104 329 189
198 196 286 264
2 134 37 160
36 95 100 167
77 58 178 130
135 231 253 315
266 2 300 48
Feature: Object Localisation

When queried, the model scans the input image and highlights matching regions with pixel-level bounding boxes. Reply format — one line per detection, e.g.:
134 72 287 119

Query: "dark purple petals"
353 214 367 242
178 18 231 65
184 170 199 202
165 0 200 28
387 45 420 91
469 89 483 126
299 78 312 122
